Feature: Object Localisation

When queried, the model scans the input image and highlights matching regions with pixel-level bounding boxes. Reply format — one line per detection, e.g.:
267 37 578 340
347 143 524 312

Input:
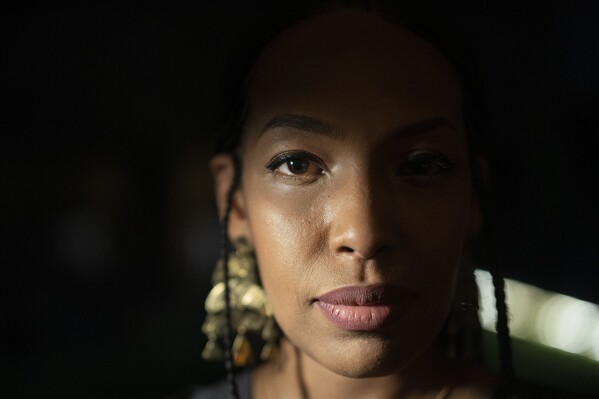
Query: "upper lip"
316 283 413 306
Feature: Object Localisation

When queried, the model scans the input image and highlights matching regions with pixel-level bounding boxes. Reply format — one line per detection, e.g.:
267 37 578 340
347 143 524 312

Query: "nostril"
337 244 389 260
339 246 355 253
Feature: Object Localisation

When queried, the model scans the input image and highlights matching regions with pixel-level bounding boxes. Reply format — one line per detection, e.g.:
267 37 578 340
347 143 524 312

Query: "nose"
328 176 394 260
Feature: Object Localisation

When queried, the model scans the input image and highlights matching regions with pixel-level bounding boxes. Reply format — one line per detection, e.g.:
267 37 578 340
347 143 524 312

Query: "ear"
469 154 488 236
210 153 252 243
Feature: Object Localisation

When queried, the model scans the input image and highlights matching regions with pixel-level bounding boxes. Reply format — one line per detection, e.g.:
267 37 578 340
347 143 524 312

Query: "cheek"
244 188 325 333
397 181 473 300
403 175 472 249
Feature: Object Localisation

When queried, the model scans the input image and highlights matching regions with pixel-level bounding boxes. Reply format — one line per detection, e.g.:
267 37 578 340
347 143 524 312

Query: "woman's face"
214 10 478 377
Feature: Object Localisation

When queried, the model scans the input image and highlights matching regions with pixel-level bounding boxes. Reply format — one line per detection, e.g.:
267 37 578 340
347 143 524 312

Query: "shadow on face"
212 9 479 378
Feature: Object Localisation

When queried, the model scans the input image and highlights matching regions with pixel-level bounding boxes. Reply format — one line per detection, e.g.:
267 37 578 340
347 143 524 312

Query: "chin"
312 335 417 378
334 362 400 379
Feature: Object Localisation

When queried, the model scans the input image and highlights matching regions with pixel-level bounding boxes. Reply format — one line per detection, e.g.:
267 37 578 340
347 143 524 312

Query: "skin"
212 9 494 399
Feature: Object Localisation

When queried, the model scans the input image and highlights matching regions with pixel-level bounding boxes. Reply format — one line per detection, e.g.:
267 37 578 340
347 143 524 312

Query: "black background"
2 1 598 398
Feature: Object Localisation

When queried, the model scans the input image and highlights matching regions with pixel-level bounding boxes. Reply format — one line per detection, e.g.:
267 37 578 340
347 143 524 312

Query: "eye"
266 151 325 180
396 151 453 185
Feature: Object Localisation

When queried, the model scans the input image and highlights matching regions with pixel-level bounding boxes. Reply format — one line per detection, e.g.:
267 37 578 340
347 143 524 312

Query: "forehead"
245 10 463 136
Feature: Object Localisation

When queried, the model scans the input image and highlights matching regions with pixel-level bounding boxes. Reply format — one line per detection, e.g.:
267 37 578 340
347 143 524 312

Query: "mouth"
314 284 413 331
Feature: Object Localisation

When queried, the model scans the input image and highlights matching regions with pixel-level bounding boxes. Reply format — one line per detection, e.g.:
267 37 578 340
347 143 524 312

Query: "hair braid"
220 154 242 399
490 266 518 398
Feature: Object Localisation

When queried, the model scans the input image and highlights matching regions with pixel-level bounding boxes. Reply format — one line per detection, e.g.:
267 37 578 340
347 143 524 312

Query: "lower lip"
316 302 403 331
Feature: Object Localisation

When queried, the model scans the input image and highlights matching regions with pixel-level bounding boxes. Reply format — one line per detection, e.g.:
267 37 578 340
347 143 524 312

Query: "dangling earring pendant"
201 238 279 366
260 316 280 362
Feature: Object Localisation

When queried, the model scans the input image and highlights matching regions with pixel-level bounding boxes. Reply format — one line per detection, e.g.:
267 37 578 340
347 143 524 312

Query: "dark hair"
213 2 515 398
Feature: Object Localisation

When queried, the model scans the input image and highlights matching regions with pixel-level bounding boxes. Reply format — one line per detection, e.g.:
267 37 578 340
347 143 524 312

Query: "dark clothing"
171 369 599 399
170 370 251 399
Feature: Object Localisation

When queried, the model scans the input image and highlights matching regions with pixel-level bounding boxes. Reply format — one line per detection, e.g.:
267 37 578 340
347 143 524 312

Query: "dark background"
2 1 598 398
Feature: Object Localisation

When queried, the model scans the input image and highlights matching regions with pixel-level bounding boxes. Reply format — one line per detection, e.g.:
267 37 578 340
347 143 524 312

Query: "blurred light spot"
591 325 599 361
537 295 599 354
474 269 496 331
504 280 532 338
475 269 599 362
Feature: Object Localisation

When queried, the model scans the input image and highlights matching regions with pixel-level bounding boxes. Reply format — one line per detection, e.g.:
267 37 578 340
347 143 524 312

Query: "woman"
187 3 515 399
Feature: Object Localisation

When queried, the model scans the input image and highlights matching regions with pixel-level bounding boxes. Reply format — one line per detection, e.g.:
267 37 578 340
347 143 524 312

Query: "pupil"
411 160 432 174
288 159 309 174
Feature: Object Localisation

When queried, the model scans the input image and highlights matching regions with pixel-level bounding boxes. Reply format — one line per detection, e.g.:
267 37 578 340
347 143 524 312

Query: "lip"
315 284 412 331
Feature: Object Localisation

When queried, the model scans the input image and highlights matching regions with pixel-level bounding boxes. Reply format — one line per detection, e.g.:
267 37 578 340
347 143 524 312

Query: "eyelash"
397 151 454 186
265 151 325 182
265 150 454 185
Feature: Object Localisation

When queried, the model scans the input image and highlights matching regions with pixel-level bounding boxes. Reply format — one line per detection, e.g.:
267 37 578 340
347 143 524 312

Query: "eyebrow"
260 114 337 138
259 114 457 140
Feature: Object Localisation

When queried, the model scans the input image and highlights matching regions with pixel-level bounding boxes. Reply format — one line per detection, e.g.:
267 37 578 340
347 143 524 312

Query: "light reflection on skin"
211 9 494 399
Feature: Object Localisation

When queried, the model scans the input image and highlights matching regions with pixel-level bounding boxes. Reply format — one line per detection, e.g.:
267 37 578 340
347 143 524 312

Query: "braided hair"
219 153 242 399
211 2 516 398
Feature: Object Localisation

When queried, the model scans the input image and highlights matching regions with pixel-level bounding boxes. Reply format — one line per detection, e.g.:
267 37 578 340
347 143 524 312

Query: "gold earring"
202 238 280 366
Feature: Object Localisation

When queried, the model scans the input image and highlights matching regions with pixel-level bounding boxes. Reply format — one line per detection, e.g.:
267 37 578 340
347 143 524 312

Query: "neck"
253 338 456 399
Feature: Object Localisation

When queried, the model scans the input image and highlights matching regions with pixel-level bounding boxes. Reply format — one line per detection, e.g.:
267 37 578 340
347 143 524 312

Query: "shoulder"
167 369 253 399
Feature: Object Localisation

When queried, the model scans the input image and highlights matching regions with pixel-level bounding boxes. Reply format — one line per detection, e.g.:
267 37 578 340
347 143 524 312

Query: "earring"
202 238 280 367
446 261 482 360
